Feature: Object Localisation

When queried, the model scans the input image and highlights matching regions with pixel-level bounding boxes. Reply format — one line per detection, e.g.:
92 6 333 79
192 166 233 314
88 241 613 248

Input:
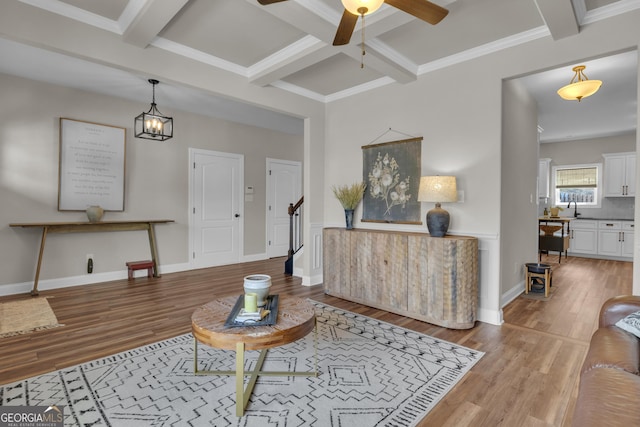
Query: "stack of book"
235 308 269 323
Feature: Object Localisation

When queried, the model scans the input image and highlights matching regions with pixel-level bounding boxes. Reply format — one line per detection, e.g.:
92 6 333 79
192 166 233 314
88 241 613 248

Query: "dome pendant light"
557 65 602 102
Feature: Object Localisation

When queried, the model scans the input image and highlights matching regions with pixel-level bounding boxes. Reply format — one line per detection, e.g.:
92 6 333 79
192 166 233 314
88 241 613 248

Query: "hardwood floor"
0 254 633 426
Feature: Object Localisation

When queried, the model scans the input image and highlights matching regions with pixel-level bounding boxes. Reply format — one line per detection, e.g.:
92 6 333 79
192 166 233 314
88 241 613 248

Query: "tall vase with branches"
332 182 366 229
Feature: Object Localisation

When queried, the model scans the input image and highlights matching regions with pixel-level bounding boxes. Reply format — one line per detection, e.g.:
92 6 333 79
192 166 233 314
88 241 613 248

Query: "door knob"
235 214 240 218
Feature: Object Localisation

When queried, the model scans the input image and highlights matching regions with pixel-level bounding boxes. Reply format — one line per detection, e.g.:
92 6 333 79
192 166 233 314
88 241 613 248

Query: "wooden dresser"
323 228 479 329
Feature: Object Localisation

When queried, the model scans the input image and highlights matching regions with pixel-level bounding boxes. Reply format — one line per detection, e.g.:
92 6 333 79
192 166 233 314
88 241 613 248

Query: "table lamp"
418 176 457 237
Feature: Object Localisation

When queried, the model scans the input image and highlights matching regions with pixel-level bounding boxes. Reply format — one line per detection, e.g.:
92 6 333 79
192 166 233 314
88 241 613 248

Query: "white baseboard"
301 274 323 286
0 262 192 297
501 280 525 308
242 253 268 263
477 307 503 326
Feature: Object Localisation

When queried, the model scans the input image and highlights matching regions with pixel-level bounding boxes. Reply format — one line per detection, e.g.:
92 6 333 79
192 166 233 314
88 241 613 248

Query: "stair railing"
285 196 303 275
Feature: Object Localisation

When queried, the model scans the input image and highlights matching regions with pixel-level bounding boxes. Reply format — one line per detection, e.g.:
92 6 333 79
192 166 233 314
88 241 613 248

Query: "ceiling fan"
258 0 449 46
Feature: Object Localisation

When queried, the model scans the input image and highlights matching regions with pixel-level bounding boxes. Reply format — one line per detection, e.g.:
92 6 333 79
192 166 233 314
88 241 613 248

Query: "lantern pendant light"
134 79 173 141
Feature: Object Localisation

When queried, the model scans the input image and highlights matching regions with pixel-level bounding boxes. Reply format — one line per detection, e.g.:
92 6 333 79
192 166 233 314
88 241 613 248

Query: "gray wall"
0 73 302 288
501 78 540 297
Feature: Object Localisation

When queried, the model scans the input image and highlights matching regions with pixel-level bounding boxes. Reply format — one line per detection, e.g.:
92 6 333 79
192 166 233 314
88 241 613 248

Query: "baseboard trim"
477 307 503 326
0 262 191 297
501 280 525 308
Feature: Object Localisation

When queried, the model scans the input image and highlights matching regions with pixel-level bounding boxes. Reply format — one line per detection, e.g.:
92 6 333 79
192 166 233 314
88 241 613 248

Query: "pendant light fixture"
341 0 385 68
135 79 173 141
557 65 602 102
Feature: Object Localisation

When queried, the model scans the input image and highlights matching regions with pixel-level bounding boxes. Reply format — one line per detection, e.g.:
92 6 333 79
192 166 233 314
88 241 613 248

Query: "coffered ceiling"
1 0 638 139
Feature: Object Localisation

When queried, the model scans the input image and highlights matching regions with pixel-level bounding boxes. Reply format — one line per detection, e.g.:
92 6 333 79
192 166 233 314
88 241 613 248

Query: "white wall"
324 10 640 324
0 73 302 293
325 58 504 324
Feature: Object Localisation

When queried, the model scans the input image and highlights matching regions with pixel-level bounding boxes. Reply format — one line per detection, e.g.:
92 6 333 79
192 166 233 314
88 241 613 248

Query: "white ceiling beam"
247 0 417 85
341 42 417 83
534 0 579 40
249 38 337 86
122 0 189 48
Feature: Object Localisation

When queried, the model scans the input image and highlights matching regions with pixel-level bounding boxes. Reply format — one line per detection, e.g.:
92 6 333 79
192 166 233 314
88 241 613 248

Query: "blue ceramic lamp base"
426 203 450 237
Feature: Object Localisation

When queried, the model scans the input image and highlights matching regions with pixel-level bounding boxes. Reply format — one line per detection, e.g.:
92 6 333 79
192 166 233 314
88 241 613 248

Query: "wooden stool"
126 260 154 280
525 263 552 298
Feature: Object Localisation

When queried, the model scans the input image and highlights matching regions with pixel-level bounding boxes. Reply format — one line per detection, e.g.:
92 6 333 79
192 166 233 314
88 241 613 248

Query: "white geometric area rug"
1 301 483 427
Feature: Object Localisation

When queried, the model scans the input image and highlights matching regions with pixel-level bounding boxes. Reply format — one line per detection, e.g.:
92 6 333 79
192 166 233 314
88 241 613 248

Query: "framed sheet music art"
58 118 126 211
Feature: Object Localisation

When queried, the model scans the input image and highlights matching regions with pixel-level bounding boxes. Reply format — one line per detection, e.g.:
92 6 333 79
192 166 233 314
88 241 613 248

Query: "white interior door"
191 149 243 268
266 159 302 258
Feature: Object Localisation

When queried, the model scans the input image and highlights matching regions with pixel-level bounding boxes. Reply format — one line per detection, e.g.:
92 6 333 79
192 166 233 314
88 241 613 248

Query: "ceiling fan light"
341 0 384 16
557 65 602 102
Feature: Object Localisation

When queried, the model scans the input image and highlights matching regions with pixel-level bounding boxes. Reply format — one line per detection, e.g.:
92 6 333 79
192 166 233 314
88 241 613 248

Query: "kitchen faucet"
567 201 581 218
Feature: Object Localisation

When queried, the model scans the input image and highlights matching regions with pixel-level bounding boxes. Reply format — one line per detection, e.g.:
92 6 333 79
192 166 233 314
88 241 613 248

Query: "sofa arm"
599 295 640 328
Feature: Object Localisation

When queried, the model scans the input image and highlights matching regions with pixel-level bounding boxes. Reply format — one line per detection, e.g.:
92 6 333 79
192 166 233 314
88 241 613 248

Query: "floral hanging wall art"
361 137 422 224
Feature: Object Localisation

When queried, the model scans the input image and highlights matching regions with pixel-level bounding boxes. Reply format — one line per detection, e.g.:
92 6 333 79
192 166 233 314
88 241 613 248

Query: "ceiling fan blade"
384 0 448 25
257 0 288 5
333 10 358 46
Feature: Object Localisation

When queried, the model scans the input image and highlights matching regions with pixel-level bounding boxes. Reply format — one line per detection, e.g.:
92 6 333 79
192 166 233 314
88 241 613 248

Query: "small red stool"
126 260 154 280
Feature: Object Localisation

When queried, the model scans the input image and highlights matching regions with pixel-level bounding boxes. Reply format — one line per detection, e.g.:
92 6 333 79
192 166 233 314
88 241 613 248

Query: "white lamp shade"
557 79 602 101
418 176 457 203
341 0 385 15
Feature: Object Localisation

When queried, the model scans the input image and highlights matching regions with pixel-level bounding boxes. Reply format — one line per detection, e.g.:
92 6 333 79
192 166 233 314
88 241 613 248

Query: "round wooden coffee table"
191 295 317 416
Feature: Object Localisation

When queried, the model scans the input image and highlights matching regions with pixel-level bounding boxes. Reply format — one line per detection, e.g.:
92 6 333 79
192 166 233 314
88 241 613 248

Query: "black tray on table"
224 294 279 328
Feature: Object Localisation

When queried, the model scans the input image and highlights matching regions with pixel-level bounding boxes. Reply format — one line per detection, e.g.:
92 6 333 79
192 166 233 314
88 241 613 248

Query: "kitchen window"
552 163 601 208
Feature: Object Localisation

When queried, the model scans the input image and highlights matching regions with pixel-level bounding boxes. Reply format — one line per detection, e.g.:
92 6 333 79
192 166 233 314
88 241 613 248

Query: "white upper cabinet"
603 152 636 197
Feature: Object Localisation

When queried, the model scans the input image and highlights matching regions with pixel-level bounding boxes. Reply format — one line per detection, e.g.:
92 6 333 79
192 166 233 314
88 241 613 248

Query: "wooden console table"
10 220 174 295
323 228 479 329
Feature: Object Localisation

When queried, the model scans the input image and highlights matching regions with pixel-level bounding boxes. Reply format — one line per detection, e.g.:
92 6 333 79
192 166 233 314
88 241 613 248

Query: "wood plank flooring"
0 254 632 426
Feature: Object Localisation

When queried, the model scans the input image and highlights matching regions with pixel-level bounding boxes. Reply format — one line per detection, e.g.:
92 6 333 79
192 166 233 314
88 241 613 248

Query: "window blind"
555 167 597 188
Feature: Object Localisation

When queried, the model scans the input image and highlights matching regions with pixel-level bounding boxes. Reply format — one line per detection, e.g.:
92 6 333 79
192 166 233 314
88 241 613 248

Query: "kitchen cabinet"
323 228 478 329
598 221 634 257
622 222 635 257
603 152 636 197
569 220 598 255
538 158 551 199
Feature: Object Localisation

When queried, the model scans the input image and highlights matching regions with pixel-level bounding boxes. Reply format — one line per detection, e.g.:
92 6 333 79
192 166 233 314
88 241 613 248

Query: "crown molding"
571 0 587 23
296 0 343 25
325 77 396 102
151 37 248 77
270 80 327 103
118 0 148 33
248 35 324 79
18 0 122 34
366 39 419 75
581 0 640 24
418 26 550 75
